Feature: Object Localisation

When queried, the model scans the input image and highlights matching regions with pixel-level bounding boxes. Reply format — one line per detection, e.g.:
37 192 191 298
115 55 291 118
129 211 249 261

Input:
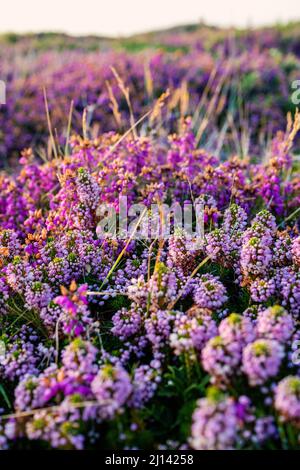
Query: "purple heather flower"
273 231 292 267
276 267 300 316
291 236 300 267
0 325 53 382
54 281 92 337
190 389 251 450
168 230 198 275
91 363 132 420
240 236 273 280
223 204 248 235
252 416 277 444
170 312 217 358
240 210 276 281
249 277 276 302
25 405 85 449
145 309 177 353
219 313 256 350
111 306 143 340
76 167 100 211
0 229 21 263
61 338 98 376
14 364 59 411
194 274 227 310
201 335 241 383
130 364 161 408
196 194 220 226
274 376 300 427
256 305 294 343
242 339 284 386
14 375 44 412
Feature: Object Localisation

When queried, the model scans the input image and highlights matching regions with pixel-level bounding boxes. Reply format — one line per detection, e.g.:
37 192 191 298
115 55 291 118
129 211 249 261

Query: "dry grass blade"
103 109 152 163
106 80 122 128
0 400 101 421
167 254 212 310
64 100 74 156
98 207 148 290
111 66 137 138
82 107 88 140
43 87 58 160
144 60 153 100
149 89 170 125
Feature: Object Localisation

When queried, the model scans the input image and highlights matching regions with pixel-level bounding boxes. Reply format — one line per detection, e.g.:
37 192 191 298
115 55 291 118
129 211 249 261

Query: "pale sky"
1 0 300 36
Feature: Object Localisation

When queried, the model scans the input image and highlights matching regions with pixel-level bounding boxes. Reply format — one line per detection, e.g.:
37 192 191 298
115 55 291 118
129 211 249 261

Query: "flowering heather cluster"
190 389 255 450
0 25 300 450
0 115 299 450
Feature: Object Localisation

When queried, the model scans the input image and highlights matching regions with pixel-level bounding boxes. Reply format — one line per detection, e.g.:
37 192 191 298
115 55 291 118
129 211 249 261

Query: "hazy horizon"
2 19 300 39
1 0 300 37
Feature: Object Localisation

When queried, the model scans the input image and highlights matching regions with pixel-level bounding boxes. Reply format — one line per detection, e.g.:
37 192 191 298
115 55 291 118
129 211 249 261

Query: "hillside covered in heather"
0 22 300 450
